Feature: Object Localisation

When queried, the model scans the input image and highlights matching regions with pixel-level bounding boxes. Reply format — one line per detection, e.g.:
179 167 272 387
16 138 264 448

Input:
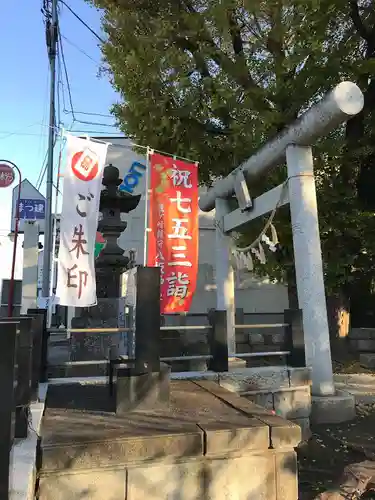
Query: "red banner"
147 152 198 314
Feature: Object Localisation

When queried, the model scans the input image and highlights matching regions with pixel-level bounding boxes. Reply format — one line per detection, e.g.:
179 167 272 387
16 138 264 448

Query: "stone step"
334 373 375 387
335 382 375 404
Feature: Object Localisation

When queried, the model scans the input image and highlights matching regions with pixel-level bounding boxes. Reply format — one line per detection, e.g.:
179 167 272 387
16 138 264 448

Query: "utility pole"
42 0 58 298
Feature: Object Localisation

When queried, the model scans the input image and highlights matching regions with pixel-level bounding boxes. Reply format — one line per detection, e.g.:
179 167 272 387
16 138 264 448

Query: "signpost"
18 199 46 220
0 160 21 316
11 179 47 234
0 163 15 188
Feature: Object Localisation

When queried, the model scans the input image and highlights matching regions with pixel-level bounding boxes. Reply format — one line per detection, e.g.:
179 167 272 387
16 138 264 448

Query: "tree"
89 0 375 340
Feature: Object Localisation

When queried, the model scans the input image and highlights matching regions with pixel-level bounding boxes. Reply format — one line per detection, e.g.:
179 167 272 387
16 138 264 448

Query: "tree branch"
227 9 245 57
349 0 372 42
177 0 271 111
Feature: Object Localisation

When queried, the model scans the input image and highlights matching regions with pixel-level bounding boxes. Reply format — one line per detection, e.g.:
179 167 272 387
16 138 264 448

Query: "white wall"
103 137 288 315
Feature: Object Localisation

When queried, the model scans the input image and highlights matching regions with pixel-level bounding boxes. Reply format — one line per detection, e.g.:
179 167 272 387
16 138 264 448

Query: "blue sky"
0 0 120 233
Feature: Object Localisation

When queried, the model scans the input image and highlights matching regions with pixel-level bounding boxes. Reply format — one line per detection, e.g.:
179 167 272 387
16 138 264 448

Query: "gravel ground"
298 401 375 499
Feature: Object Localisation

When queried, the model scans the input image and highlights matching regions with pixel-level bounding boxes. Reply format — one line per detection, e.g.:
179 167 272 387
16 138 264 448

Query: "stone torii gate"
199 81 364 398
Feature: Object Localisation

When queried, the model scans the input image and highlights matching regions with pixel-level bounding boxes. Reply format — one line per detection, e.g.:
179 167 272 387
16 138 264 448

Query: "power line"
60 33 100 65
57 28 75 119
66 110 114 119
58 31 118 129
58 0 105 44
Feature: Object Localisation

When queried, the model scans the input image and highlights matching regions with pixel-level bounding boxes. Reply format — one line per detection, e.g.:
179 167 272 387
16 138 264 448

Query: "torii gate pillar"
215 198 236 355
286 144 334 396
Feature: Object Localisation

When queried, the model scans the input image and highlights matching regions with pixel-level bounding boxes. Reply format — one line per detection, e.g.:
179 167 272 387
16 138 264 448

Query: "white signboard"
55 135 108 307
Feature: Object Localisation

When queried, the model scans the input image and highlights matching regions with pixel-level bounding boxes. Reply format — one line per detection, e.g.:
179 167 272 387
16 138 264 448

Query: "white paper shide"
56 135 108 306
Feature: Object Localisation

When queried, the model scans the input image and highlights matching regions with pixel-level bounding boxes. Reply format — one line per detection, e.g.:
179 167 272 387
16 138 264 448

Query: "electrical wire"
57 28 75 120
58 29 117 129
58 0 105 44
66 110 114 119
59 33 100 65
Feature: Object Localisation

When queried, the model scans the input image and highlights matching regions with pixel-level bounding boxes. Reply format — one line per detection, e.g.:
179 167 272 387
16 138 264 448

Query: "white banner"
56 135 108 306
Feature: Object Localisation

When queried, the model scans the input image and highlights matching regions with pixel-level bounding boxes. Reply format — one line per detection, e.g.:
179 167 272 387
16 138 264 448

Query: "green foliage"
89 0 375 296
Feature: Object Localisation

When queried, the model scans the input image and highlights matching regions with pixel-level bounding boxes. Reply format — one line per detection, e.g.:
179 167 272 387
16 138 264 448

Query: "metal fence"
46 308 304 378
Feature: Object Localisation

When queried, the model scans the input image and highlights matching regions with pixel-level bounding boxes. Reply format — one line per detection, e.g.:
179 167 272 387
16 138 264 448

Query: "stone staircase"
334 373 375 404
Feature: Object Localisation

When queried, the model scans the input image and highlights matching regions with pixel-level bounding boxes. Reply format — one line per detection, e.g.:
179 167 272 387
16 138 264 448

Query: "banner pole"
143 147 151 266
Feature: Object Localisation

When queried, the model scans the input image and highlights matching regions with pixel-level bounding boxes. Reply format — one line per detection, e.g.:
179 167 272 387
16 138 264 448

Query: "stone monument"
70 164 141 368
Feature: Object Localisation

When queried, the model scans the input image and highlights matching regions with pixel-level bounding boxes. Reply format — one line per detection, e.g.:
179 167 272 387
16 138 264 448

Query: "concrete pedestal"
37 380 301 500
311 390 356 424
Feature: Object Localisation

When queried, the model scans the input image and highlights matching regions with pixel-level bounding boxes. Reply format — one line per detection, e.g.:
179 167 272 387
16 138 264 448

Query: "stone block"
244 392 274 411
360 353 375 369
195 380 301 449
127 461 201 500
228 358 247 370
235 343 251 354
271 333 285 345
288 367 312 387
127 454 282 500
293 417 311 441
205 454 276 500
349 339 359 351
311 390 356 424
202 423 269 456
263 334 273 345
357 339 375 352
235 332 248 344
248 333 265 345
115 365 170 414
274 451 299 500
350 328 375 340
218 367 289 393
273 387 311 419
38 469 126 500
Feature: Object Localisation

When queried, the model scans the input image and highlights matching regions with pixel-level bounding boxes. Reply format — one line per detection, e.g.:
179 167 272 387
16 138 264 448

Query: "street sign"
11 179 47 234
18 198 45 220
0 163 15 188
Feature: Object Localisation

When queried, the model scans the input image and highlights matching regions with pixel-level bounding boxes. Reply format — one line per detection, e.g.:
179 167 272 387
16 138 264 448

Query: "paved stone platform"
37 380 301 499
